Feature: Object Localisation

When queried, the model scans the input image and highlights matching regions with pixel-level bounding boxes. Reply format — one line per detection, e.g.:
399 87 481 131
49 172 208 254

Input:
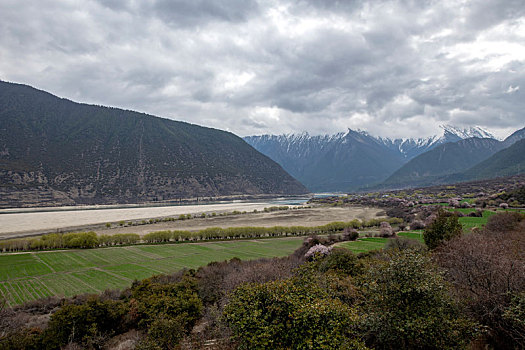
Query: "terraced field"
0 238 304 306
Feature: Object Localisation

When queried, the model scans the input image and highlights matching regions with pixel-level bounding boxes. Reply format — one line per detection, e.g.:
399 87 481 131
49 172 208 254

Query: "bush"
342 227 359 241
423 209 462 249
304 244 332 260
384 237 425 252
317 247 363 276
360 250 477 349
223 276 364 349
379 222 393 237
41 296 128 348
483 211 524 234
130 275 202 330
410 220 425 230
436 221 525 348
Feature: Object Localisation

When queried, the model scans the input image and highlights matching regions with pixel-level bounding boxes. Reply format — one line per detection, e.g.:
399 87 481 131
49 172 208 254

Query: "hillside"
382 137 503 187
0 81 307 207
453 139 525 181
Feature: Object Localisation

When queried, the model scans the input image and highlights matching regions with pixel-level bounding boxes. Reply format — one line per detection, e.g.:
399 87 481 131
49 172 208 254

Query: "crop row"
0 237 304 306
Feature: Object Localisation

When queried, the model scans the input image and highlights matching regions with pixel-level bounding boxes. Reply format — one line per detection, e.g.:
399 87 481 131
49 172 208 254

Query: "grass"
338 230 425 254
336 237 389 254
458 210 496 231
0 237 304 307
398 230 424 243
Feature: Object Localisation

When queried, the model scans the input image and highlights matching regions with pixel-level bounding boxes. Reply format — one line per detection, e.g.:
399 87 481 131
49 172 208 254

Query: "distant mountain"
502 126 525 147
453 139 525 182
0 81 307 207
244 125 496 192
377 125 496 159
245 130 405 192
382 137 504 188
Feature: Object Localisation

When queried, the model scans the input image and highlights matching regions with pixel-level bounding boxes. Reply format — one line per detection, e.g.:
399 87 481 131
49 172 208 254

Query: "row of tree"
0 218 403 252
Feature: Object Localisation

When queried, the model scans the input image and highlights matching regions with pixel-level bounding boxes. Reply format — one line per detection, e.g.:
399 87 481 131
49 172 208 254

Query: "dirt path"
94 206 385 236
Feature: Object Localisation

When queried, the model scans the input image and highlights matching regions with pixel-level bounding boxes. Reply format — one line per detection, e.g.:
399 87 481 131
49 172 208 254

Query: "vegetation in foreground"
0 211 523 349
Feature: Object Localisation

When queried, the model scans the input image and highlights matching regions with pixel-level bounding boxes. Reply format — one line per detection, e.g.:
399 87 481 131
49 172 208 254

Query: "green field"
336 237 389 253
337 231 425 254
458 210 496 231
398 230 424 243
0 238 304 306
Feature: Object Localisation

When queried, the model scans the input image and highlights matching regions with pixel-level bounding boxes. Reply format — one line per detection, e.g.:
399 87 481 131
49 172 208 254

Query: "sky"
1 0 524 139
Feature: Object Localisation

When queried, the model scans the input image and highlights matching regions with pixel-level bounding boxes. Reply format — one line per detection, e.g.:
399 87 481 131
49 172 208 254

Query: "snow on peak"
439 125 495 139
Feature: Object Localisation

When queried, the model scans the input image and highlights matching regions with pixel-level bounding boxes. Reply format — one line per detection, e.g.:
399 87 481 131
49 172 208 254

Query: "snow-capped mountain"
244 125 498 192
377 125 496 159
245 129 405 192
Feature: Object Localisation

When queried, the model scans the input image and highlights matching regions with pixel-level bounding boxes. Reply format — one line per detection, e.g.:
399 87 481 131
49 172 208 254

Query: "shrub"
436 221 525 348
483 211 524 234
410 220 425 230
423 209 462 249
130 275 202 330
317 247 363 276
342 227 359 241
360 250 477 349
379 221 393 237
41 296 128 348
468 209 483 217
304 244 332 260
384 237 425 252
223 276 364 349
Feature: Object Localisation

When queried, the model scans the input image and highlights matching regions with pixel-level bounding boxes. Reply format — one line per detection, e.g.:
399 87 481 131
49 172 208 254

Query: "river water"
0 197 309 237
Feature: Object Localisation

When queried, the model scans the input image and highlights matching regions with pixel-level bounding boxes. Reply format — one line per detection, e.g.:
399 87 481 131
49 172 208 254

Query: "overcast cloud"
1 0 524 139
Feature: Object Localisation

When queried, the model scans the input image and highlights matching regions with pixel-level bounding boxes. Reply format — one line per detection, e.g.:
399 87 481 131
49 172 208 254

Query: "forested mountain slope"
0 81 307 207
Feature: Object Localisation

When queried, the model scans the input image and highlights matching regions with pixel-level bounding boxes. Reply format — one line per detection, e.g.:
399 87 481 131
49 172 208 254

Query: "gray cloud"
0 0 524 139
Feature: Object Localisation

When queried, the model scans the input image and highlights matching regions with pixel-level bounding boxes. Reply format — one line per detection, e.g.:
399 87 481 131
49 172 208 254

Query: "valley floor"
94 206 384 236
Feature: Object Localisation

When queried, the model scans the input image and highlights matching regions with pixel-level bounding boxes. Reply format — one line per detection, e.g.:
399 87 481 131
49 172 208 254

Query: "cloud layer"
1 0 524 138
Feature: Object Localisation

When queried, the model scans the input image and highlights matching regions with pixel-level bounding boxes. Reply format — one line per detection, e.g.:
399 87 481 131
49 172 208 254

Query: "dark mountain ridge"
0 81 307 207
450 139 525 183
382 137 505 187
381 126 525 189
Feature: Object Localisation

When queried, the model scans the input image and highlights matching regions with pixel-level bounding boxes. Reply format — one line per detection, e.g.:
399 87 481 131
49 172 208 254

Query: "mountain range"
245 125 525 192
0 81 307 207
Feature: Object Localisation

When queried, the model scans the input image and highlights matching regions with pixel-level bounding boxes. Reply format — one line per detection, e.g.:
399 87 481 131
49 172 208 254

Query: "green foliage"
423 209 462 249
317 247 363 276
223 275 365 349
503 292 525 332
130 274 202 329
41 296 128 348
360 250 477 349
128 274 203 348
0 328 43 350
143 315 187 349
